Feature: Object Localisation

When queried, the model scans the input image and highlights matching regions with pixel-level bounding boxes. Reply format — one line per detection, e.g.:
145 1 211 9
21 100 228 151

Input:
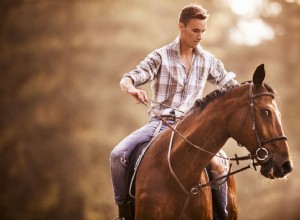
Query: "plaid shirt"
123 37 237 117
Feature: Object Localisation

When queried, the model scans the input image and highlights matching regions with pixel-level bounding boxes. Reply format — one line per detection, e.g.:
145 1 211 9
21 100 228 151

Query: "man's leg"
110 118 164 218
209 150 228 220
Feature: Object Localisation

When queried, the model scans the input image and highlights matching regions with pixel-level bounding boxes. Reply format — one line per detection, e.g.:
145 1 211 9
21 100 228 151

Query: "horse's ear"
252 64 265 88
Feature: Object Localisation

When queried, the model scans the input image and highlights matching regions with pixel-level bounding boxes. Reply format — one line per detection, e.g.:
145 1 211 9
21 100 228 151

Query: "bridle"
141 82 288 219
236 82 288 163
143 82 288 164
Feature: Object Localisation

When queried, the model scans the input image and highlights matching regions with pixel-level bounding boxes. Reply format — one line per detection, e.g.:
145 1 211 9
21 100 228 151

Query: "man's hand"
120 76 149 103
127 87 149 103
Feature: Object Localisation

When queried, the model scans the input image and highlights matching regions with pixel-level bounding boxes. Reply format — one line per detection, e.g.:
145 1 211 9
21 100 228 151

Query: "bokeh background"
0 0 299 219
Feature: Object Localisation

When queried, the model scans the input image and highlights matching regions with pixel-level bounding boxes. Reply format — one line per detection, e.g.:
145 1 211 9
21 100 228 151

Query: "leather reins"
143 82 287 164
140 82 288 219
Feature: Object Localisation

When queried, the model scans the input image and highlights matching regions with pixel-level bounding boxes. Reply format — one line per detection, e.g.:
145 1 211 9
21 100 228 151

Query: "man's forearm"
119 76 148 102
120 76 135 94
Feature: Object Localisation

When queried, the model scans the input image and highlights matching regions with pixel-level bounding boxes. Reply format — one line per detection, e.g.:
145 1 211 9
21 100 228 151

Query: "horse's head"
231 64 293 179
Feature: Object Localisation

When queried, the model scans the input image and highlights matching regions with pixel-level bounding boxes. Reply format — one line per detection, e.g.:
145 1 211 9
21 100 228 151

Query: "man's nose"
197 32 203 40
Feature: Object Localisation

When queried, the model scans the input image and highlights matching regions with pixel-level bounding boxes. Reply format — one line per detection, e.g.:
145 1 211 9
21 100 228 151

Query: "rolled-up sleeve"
123 51 161 87
208 57 238 89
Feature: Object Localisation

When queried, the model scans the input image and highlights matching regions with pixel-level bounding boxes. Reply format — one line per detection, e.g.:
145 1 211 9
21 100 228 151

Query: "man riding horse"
110 4 238 220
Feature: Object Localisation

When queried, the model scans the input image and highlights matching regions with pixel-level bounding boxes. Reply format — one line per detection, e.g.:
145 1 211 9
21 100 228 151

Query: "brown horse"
134 64 293 219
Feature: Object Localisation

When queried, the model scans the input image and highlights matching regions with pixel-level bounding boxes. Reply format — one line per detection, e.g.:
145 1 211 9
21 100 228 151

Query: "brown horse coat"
134 65 292 219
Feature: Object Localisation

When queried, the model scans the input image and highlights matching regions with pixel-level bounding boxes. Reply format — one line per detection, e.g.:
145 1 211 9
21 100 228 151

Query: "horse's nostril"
282 161 293 174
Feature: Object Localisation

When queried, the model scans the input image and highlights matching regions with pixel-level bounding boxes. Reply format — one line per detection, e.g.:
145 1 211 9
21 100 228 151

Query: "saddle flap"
125 141 151 200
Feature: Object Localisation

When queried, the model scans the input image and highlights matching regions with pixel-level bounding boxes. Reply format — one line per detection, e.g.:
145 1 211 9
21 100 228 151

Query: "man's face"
179 18 207 48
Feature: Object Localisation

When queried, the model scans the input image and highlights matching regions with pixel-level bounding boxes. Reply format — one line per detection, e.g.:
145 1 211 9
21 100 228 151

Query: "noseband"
237 83 288 163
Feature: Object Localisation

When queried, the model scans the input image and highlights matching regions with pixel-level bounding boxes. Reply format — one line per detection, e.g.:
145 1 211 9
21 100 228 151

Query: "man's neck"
179 40 194 74
180 43 194 57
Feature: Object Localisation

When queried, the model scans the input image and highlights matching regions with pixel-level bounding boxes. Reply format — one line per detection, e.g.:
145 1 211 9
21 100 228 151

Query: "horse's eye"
262 109 271 117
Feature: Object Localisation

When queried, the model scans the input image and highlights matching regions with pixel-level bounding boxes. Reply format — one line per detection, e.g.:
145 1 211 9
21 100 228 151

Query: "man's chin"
190 44 198 49
192 42 199 47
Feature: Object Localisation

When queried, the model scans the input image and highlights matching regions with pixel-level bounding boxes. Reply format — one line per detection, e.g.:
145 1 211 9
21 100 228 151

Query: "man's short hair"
179 4 209 26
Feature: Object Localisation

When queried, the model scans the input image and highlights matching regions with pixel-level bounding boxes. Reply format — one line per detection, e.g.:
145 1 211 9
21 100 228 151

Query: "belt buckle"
161 115 176 122
169 116 176 122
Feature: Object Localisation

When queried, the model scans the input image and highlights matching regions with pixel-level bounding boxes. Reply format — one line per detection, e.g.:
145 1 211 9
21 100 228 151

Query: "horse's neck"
170 104 231 186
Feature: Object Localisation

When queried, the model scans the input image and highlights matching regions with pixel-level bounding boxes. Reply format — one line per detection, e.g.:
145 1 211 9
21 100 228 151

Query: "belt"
160 115 182 123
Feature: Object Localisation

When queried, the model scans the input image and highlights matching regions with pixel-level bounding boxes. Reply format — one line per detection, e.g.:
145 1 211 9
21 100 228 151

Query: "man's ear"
178 22 185 31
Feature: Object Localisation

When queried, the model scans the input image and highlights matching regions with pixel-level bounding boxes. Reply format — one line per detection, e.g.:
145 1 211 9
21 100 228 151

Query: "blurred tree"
0 0 299 220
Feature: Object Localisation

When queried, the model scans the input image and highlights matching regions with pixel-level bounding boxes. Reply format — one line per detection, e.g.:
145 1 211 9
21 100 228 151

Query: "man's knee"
111 148 128 167
210 156 226 175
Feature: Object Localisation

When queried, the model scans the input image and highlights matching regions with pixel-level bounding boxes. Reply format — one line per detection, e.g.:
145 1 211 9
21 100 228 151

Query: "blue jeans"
110 117 173 204
110 118 228 219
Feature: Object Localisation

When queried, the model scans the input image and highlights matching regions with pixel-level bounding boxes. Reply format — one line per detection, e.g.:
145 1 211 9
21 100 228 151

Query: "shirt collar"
171 36 204 56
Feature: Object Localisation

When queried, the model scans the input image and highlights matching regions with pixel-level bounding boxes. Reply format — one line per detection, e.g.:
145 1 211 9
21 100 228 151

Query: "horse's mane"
193 84 238 111
191 82 276 112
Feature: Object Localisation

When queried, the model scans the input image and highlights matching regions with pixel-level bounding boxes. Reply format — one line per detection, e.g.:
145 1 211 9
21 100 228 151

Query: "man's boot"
116 201 134 220
116 202 126 220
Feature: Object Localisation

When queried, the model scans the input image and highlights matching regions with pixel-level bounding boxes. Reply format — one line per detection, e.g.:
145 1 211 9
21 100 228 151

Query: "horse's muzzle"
260 159 293 179
281 160 293 174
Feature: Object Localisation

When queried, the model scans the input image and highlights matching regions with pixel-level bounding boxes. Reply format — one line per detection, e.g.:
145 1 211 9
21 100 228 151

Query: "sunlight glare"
227 0 263 17
285 0 300 4
226 0 275 46
230 19 274 46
